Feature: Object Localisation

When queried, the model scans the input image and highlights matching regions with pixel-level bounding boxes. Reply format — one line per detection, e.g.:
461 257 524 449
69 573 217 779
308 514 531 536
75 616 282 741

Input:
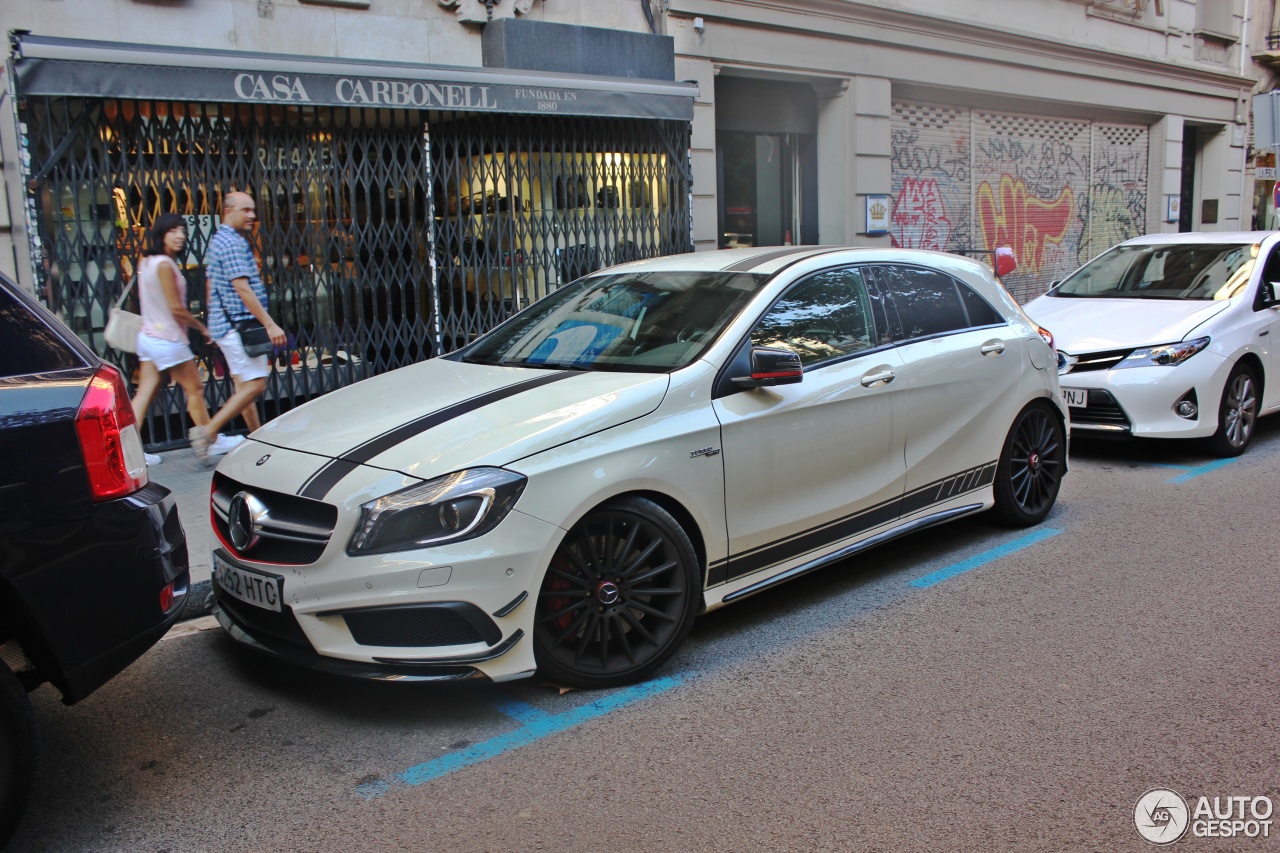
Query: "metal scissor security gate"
18 96 692 449
429 113 693 352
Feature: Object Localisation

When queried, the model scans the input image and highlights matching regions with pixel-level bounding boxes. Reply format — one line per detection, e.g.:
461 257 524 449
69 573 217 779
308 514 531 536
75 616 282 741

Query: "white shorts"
137 333 196 371
215 330 270 381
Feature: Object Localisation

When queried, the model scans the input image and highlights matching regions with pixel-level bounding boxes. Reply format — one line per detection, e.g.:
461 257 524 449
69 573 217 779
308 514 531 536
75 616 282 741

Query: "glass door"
718 131 804 248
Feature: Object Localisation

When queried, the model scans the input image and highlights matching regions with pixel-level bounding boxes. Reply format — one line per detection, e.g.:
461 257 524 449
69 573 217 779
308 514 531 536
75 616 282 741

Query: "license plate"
1061 388 1088 408
214 553 283 612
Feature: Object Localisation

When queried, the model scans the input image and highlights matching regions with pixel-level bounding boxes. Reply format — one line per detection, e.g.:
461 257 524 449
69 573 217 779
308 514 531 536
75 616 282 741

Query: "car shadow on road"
1066 411 1280 467
677 509 1036 679
211 499 1070 719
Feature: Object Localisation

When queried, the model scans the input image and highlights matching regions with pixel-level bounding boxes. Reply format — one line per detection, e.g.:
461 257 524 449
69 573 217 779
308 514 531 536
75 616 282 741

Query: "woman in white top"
130 213 213 438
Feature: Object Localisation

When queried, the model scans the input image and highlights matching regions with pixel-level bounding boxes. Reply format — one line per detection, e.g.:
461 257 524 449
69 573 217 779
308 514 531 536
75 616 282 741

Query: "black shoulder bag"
214 286 274 357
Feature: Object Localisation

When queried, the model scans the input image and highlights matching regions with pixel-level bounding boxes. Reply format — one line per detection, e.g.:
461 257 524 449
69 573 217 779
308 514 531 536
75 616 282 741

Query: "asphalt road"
10 419 1280 852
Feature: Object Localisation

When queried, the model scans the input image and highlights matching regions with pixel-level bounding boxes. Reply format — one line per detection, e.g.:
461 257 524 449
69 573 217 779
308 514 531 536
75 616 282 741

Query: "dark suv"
0 273 189 844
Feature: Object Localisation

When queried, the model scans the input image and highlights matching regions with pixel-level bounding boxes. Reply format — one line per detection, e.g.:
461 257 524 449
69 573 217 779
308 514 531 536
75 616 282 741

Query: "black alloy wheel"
534 497 700 689
991 401 1065 527
1207 363 1258 458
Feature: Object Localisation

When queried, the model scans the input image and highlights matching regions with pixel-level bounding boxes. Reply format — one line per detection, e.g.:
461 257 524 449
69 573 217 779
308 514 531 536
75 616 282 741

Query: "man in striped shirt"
193 191 286 463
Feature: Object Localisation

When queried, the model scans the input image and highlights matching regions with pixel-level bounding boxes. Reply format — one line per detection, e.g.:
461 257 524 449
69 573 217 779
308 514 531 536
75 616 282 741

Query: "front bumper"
1057 352 1230 440
209 503 562 682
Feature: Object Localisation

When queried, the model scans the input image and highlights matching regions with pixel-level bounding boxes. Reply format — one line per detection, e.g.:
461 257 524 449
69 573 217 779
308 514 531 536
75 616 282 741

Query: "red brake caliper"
546 554 576 633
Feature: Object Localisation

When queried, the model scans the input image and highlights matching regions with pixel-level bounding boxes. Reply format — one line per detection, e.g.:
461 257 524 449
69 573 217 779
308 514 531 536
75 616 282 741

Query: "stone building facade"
0 0 1263 442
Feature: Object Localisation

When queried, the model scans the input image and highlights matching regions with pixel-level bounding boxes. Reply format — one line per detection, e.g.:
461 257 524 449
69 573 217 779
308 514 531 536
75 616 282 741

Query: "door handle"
860 370 896 387
980 342 1006 355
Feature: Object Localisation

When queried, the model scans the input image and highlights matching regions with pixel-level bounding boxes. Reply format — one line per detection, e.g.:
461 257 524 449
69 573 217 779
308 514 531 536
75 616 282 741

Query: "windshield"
1055 242 1257 301
456 271 768 372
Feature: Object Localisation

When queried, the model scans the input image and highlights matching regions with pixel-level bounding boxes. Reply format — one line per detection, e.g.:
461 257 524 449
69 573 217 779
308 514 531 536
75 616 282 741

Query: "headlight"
347 467 526 555
1115 336 1210 369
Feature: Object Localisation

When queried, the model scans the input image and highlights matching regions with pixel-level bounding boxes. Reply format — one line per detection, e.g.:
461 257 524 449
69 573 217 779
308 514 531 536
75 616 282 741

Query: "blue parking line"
358 523 1067 799
1165 458 1236 483
1101 458 1238 482
909 527 1061 589
487 695 550 725
358 675 683 797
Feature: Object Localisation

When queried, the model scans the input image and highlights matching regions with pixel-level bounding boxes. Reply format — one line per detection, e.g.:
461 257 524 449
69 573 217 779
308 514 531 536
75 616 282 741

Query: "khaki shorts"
215 329 270 381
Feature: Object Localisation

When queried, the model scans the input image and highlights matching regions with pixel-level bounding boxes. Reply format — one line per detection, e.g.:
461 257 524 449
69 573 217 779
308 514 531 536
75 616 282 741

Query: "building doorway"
715 76 818 248
1180 126 1198 233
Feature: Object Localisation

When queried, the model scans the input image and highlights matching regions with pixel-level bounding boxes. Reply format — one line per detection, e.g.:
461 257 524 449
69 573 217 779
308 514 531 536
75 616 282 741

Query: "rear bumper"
3 482 190 703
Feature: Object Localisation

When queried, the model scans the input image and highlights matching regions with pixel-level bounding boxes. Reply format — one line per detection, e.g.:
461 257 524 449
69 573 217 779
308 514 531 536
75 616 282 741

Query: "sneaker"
208 434 247 456
144 452 162 466
189 426 212 466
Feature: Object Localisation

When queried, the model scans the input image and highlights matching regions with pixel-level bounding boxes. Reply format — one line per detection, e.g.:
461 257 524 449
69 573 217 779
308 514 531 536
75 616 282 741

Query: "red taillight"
159 581 174 613
75 364 148 501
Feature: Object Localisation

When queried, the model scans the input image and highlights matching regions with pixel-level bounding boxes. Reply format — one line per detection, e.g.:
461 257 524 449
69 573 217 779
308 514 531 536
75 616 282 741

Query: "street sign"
1255 92 1280 149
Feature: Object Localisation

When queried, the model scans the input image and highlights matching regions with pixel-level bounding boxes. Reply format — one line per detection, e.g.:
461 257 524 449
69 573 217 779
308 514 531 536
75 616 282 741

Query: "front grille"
339 603 499 648
215 587 314 653
1061 348 1133 374
212 472 338 565
1070 389 1132 430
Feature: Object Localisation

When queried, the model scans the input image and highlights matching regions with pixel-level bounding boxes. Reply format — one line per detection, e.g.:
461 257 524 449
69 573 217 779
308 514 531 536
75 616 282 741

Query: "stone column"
816 75 891 245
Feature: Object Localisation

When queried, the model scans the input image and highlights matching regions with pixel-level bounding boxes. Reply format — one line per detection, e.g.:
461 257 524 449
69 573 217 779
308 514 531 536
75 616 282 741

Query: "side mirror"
994 246 1017 279
732 346 803 389
1269 281 1280 304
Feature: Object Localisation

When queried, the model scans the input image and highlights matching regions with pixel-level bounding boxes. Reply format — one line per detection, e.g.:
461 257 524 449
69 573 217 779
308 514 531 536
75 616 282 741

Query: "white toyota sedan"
1025 231 1280 456
209 246 1066 688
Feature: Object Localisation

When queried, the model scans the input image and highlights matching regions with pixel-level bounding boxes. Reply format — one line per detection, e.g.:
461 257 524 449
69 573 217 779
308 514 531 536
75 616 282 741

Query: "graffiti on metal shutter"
891 101 1148 303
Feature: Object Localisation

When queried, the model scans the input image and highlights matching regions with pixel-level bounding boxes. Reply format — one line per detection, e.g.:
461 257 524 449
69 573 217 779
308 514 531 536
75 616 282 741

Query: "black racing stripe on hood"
297 371 575 500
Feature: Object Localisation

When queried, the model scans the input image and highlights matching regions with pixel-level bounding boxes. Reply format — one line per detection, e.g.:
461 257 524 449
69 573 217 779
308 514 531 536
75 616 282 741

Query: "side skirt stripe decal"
708 461 997 585
721 504 985 604
297 372 575 500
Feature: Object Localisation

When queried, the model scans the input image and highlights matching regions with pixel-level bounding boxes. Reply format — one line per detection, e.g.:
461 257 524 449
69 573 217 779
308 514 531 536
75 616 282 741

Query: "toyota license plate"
214 553 283 612
1061 388 1088 408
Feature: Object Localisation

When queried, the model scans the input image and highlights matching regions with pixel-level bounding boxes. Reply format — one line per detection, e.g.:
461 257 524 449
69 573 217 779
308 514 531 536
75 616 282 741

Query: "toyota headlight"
347 467 526 555
1115 336 1210 369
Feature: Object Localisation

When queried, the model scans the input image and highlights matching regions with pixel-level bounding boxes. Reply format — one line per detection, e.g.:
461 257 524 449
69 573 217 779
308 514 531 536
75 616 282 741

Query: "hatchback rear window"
0 287 83 378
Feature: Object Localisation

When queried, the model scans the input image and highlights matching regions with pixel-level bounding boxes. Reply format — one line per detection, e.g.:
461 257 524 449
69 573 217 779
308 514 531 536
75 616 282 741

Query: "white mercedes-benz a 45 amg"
209 246 1067 688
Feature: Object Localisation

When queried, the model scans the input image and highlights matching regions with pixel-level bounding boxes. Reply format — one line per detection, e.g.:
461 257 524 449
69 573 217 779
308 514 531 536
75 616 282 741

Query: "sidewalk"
147 443 218 618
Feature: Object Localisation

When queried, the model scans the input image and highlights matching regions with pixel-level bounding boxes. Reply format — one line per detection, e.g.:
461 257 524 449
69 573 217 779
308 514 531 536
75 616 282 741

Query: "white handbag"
103 276 141 353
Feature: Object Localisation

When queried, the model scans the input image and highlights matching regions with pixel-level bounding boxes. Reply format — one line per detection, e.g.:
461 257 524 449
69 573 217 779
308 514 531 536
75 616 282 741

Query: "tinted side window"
876 265 969 339
751 268 876 367
957 282 1006 327
0 287 82 379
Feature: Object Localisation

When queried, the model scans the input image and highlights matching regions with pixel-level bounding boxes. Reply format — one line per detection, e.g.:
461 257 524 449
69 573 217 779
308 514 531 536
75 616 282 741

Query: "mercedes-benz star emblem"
256 454 271 466
227 491 268 552
595 580 621 606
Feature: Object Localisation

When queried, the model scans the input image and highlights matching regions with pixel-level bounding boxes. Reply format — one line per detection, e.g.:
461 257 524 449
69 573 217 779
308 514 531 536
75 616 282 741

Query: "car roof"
593 245 994 278
1120 231 1274 245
